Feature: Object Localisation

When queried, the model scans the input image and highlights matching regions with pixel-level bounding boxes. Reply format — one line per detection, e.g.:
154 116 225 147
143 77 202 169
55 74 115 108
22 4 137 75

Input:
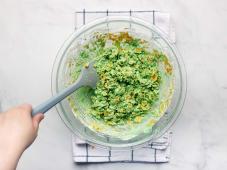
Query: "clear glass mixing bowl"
51 16 187 150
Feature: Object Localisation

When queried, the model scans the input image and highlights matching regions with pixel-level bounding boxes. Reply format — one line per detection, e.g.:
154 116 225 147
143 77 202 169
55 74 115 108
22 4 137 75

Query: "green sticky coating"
67 32 173 127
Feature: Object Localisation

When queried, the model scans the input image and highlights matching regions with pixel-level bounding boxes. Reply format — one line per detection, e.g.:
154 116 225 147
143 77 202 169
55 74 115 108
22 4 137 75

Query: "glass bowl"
51 16 187 150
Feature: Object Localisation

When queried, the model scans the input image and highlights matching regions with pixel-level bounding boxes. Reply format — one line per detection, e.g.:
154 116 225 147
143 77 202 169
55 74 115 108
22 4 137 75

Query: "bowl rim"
51 16 187 150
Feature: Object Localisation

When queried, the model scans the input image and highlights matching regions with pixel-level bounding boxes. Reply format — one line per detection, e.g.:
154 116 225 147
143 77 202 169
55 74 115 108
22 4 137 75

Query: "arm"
0 104 44 170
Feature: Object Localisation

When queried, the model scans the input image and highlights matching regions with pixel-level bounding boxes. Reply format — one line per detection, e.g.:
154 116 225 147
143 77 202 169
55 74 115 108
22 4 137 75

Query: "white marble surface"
0 0 227 169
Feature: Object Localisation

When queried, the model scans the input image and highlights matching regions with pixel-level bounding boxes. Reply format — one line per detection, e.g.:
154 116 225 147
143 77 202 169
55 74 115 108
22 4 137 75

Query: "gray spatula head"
32 61 98 116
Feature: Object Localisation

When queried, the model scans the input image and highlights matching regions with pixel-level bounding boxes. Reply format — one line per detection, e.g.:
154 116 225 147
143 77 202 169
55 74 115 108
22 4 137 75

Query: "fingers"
6 103 45 130
6 103 32 115
19 104 32 113
32 113 44 131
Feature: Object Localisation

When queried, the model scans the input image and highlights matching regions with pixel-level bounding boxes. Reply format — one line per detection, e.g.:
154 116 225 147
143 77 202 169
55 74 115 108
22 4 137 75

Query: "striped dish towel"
72 10 175 163
72 131 172 163
75 10 175 43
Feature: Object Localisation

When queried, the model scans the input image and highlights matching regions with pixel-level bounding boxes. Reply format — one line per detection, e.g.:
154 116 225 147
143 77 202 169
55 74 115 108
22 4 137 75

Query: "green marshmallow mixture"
67 32 174 139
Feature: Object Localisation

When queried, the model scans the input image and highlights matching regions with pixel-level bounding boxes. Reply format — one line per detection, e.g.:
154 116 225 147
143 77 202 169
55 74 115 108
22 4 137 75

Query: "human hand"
0 104 44 170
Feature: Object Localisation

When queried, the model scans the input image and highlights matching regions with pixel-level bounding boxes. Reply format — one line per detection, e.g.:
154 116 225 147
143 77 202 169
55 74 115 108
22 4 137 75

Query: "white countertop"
0 0 227 169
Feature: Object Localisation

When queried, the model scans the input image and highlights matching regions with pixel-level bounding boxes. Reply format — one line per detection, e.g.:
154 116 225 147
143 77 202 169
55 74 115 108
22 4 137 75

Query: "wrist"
0 142 24 170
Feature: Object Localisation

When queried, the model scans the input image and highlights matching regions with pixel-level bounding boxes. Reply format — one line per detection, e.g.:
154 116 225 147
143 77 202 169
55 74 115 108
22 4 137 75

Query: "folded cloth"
72 131 172 163
75 10 176 43
72 10 175 163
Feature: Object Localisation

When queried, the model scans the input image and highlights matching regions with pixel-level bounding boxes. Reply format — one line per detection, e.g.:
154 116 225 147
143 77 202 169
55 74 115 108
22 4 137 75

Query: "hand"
0 104 44 170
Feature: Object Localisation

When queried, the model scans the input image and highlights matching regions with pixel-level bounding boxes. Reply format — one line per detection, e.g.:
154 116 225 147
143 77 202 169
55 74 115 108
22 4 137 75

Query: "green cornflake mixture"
68 32 173 126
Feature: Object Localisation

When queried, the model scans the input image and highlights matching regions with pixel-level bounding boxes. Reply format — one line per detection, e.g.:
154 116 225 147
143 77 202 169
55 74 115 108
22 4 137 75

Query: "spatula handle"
32 79 83 116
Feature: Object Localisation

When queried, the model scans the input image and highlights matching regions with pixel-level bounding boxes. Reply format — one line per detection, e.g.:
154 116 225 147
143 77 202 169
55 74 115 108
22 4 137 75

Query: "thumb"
33 113 44 131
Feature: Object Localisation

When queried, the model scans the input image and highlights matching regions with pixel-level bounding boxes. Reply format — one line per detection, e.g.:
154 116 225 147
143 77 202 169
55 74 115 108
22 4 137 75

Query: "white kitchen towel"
72 131 172 163
75 10 176 43
72 10 174 163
